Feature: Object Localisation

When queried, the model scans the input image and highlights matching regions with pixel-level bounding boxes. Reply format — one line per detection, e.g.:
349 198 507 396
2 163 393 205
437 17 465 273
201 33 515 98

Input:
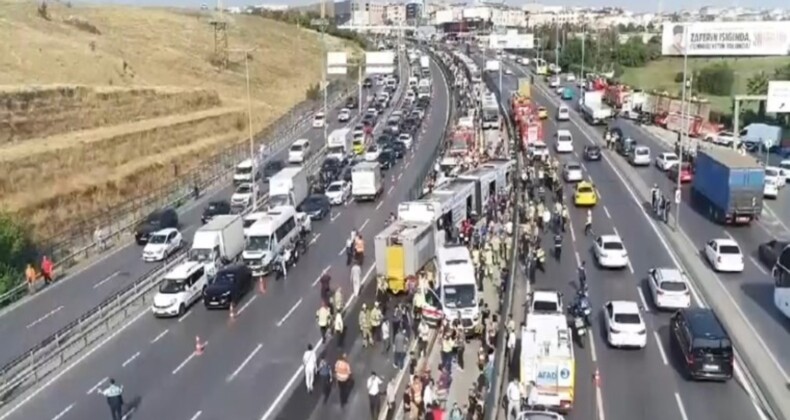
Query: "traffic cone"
258 276 267 294
229 302 237 321
593 369 601 387
195 336 204 355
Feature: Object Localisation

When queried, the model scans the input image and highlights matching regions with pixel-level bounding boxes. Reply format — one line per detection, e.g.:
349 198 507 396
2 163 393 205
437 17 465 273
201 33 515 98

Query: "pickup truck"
691 148 765 225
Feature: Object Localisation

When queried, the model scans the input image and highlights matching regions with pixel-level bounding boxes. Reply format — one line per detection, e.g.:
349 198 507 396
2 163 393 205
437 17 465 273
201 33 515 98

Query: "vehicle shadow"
655 324 688 380
739 282 790 335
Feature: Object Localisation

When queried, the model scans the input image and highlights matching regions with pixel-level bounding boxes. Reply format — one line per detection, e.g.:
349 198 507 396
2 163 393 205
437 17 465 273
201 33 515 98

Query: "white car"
231 182 255 207
142 228 183 262
555 86 564 95
555 130 573 153
593 234 629 269
548 76 560 88
655 152 679 171
556 106 570 121
566 73 576 82
764 178 779 198
288 139 311 164
364 144 381 162
563 162 583 182
711 131 737 147
704 238 744 273
779 159 790 182
629 146 651 166
325 180 351 205
765 166 786 188
505 68 513 75
604 301 647 349
398 133 414 149
151 261 207 317
312 112 325 128
647 268 691 310
405 90 416 103
528 141 549 161
337 108 351 123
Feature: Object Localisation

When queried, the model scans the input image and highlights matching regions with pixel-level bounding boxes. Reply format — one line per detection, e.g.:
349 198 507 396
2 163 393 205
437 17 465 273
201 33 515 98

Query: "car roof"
662 152 678 157
712 238 739 247
164 260 203 280
328 180 345 186
152 227 179 236
609 300 640 314
599 234 622 243
293 138 309 145
565 161 581 168
577 181 593 187
681 308 728 339
654 267 686 283
557 129 572 136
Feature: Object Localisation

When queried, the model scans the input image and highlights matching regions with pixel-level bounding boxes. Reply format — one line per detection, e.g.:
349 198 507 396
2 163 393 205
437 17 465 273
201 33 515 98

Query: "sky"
77 0 787 14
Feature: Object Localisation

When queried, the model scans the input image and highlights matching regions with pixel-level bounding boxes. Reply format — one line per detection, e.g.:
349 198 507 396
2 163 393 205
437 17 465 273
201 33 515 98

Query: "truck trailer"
691 148 765 225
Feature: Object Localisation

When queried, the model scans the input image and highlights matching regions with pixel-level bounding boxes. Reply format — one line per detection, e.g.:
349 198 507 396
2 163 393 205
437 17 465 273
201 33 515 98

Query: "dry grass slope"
0 0 361 240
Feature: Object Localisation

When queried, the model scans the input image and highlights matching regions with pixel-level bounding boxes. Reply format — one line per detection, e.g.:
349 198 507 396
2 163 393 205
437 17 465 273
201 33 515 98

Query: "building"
333 0 386 26
406 1 422 20
385 3 406 24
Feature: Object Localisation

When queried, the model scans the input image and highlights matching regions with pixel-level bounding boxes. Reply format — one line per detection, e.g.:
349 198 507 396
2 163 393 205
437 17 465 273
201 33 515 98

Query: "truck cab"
242 206 307 276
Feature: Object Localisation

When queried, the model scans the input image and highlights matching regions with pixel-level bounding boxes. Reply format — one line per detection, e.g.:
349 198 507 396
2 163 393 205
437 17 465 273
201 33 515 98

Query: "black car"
376 134 394 147
362 78 373 88
345 96 358 109
263 160 285 179
135 208 179 245
391 141 406 159
321 157 343 181
203 264 253 310
758 240 789 267
377 149 396 170
670 308 733 381
202 200 231 224
583 145 602 161
299 194 331 220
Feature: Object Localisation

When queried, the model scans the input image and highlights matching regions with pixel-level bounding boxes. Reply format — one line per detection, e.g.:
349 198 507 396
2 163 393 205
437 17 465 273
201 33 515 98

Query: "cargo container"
691 148 765 225
375 221 436 293
518 79 532 98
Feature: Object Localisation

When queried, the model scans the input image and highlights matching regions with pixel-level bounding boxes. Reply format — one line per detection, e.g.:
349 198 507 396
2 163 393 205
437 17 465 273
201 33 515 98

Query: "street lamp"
231 47 259 210
580 23 586 83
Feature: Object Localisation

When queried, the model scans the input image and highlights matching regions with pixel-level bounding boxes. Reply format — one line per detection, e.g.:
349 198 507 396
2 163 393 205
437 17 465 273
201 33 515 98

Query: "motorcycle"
571 289 592 327
270 247 297 279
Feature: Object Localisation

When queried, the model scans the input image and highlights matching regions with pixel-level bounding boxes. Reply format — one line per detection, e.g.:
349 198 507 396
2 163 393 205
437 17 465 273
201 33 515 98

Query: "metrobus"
773 246 790 319
533 58 548 76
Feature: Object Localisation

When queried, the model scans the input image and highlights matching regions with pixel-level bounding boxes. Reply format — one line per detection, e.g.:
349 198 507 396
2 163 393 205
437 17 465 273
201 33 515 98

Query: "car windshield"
692 338 732 355
578 186 593 193
188 248 212 262
145 214 162 226
149 234 168 245
327 183 343 192
236 185 252 194
442 284 476 308
766 169 778 177
159 279 187 294
212 272 237 285
636 148 649 155
290 144 303 152
265 162 283 172
659 281 688 292
567 164 581 171
368 146 378 153
243 218 258 229
603 241 624 250
246 235 271 252
206 202 225 213
559 135 571 142
533 300 559 312
236 166 252 174
665 154 678 161
719 245 740 254
533 143 547 150
587 147 600 153
314 114 324 121
614 313 641 324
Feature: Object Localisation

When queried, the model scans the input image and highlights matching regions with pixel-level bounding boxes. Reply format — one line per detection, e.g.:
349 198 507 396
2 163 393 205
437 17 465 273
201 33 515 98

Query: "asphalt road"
536 71 790 379
0 55 451 420
0 87 363 369
480 56 764 420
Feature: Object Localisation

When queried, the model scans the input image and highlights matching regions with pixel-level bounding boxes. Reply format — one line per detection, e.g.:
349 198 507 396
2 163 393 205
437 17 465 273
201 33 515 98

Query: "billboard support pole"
675 25 689 229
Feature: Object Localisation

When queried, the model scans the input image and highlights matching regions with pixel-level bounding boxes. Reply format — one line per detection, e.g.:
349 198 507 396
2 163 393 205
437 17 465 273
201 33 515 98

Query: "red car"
669 162 694 183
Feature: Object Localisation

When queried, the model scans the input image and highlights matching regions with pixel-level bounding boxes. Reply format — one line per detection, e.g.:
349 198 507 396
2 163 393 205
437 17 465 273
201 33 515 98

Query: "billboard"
365 51 396 75
435 9 454 25
661 22 790 56
326 52 348 75
489 32 534 50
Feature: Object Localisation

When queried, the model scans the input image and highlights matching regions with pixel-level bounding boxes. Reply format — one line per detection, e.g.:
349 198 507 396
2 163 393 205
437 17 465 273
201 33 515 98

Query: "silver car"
628 146 651 166
563 162 584 182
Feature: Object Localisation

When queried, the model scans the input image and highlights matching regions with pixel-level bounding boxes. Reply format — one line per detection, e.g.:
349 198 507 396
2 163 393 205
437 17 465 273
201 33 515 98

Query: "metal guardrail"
0 82 355 309
0 90 353 407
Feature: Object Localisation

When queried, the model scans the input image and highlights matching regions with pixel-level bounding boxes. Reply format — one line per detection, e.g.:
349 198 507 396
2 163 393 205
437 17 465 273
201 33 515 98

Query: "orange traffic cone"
195 336 205 355
229 302 237 321
593 369 601 387
258 277 267 294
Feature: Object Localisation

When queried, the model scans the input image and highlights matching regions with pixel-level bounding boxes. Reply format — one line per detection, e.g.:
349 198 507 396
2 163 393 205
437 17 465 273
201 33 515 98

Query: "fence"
0 81 355 309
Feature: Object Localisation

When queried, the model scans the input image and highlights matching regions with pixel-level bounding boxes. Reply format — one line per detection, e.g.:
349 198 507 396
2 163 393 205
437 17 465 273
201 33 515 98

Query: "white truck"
420 55 430 77
417 79 432 100
268 167 309 209
481 95 500 130
520 295 576 413
351 161 383 201
233 158 259 185
484 59 500 72
327 128 352 161
579 90 612 125
189 214 245 278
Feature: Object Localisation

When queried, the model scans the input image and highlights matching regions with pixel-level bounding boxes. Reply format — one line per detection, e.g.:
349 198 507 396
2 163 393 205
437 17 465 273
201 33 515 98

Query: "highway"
477 55 765 420
0 87 356 369
0 54 451 420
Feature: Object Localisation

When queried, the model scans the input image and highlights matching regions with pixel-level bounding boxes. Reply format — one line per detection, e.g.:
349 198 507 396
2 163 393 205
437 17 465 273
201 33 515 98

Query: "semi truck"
268 167 309 209
352 161 383 201
579 91 612 125
691 148 765 225
189 214 245 278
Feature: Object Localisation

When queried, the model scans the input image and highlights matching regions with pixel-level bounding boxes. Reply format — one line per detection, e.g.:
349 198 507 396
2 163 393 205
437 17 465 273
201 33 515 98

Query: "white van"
288 139 311 164
242 206 304 276
741 123 790 151
152 261 207 317
436 245 480 333
555 130 573 153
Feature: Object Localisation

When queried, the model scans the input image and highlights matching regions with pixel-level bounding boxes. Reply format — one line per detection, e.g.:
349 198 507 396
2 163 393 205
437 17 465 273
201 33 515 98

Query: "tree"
747 71 770 118
696 63 734 96
775 63 790 81
0 212 36 299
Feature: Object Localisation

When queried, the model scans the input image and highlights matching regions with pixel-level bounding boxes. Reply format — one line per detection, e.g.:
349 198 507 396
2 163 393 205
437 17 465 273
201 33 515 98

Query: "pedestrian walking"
381 320 390 352
506 378 522 420
333 311 346 348
100 378 124 420
585 209 593 236
393 328 408 369
25 263 37 294
335 353 352 406
41 255 54 285
351 263 362 297
317 357 333 403
303 344 316 393
367 371 383 418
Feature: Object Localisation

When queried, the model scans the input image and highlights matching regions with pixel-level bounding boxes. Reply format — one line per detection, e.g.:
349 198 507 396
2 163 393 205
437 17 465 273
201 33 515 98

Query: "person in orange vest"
354 235 365 265
334 353 352 407
25 263 37 294
41 256 54 285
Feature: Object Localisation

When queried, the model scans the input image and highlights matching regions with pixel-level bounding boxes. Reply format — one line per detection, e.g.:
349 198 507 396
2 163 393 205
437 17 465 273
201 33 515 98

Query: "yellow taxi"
574 181 598 206
537 107 549 119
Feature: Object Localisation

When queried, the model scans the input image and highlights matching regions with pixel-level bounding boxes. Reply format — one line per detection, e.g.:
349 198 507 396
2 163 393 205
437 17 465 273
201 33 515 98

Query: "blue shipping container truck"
691 148 764 224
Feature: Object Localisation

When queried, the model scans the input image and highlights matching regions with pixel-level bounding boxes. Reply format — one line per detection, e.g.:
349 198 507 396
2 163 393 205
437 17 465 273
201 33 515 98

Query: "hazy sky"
78 0 787 14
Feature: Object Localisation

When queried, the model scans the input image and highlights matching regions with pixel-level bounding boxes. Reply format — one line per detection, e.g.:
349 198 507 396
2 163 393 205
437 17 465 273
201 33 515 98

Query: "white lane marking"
122 351 140 368
574 251 581 266
260 364 305 420
0 308 148 420
227 343 263 382
723 230 736 242
376 201 384 210
237 295 257 315
653 332 669 365
173 342 206 375
569 220 577 243
86 377 108 395
405 161 411 169
26 305 64 329
595 382 606 420
309 233 321 245
674 392 690 420
359 218 370 232
121 407 135 420
397 173 403 181
93 271 121 289
51 403 74 420
277 298 302 327
312 266 332 286
150 329 169 344
627 259 635 274
589 331 598 362
603 205 611 219
387 185 395 195
637 286 649 312
177 310 193 323
749 256 768 275
331 212 341 222
189 411 203 420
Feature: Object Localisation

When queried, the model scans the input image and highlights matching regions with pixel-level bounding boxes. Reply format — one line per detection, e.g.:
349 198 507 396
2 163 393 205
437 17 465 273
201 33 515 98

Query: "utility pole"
230 47 259 209
580 23 586 82
554 23 560 70
320 0 328 148
675 25 689 228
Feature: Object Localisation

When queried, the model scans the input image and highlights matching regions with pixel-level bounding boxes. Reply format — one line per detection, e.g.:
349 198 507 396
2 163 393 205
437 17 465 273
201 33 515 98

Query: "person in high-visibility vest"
354 235 365 265
359 304 372 347
25 263 37 294
334 354 352 407
316 304 331 338
369 302 383 343
333 311 345 347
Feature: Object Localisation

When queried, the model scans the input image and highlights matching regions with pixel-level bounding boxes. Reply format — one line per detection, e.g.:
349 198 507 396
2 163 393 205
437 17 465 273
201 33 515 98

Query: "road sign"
767 81 790 114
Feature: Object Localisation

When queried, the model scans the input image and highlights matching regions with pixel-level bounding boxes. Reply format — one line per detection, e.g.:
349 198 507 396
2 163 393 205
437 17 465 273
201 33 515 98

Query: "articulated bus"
773 246 790 319
533 58 548 76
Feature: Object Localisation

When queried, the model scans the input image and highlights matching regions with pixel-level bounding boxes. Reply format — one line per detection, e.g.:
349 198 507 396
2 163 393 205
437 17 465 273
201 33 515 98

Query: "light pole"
231 47 259 210
580 23 586 83
675 25 689 228
554 23 560 71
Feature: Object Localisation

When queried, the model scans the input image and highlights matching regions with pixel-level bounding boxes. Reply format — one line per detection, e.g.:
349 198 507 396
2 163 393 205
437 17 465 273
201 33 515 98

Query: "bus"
533 58 548 76
773 245 790 319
